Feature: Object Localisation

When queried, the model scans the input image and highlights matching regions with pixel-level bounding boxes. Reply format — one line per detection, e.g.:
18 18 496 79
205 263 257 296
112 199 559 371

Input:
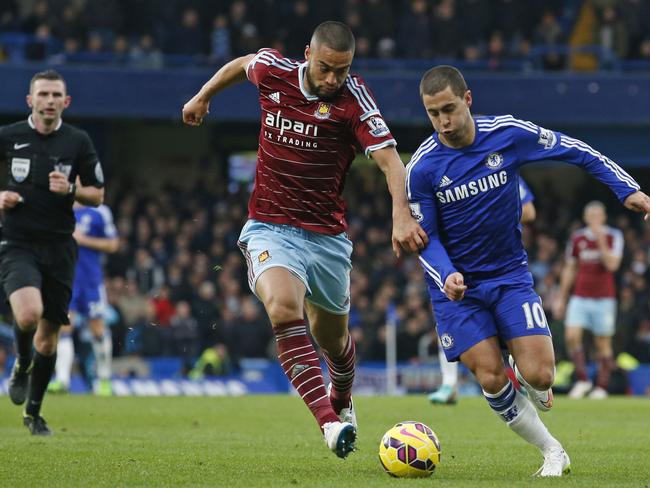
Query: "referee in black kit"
0 70 105 435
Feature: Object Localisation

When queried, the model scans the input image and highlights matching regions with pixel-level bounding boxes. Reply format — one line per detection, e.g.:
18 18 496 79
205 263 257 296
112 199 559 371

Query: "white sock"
92 332 113 381
438 340 458 388
484 381 561 452
56 335 74 388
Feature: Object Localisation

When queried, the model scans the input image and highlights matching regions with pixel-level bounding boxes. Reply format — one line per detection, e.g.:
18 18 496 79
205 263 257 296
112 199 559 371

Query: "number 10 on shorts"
522 301 548 329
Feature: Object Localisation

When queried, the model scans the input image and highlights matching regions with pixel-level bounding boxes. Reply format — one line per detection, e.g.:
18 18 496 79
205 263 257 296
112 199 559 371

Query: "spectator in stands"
129 34 163 70
170 7 207 56
534 10 566 70
210 15 231 65
189 343 230 378
128 248 165 294
171 300 199 374
431 0 462 59
595 5 628 67
397 0 434 59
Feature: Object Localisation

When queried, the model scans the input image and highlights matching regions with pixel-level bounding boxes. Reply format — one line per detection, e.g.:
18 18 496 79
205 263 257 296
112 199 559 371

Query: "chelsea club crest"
485 152 504 170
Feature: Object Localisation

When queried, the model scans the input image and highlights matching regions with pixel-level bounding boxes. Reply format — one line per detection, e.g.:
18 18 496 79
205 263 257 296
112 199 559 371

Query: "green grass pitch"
1 395 649 487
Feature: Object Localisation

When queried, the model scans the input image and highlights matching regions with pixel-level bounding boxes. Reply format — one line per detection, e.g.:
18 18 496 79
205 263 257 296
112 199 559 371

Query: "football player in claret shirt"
554 201 622 400
0 70 105 435
406 65 650 476
183 21 427 458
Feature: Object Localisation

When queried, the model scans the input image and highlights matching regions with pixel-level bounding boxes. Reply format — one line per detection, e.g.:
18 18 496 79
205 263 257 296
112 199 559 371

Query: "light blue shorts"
565 296 617 336
237 219 353 315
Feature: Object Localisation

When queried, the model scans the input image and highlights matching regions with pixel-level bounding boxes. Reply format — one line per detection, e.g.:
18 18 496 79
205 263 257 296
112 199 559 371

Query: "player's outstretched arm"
372 146 428 257
182 54 256 126
443 272 467 301
623 190 650 221
73 230 119 253
553 259 576 320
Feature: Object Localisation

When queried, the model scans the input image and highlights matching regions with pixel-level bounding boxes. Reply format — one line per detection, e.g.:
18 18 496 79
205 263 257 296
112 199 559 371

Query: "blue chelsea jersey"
74 205 117 286
406 115 639 292
519 179 534 205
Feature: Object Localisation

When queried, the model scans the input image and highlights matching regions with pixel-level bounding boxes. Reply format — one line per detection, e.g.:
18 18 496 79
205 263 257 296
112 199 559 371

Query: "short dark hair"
419 65 467 98
311 21 355 53
30 69 66 92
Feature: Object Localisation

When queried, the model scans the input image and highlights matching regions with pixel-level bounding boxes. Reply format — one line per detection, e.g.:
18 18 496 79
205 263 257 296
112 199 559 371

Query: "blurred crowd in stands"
14 163 638 377
1 0 650 70
1 160 649 377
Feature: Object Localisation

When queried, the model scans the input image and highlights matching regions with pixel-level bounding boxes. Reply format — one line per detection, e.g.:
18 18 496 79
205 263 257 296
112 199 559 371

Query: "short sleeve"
77 131 104 188
345 75 396 157
246 48 283 87
565 234 577 262
98 205 117 238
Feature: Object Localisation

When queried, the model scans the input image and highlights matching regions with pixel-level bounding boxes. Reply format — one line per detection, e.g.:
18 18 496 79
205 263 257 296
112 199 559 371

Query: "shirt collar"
298 62 319 102
28 115 62 132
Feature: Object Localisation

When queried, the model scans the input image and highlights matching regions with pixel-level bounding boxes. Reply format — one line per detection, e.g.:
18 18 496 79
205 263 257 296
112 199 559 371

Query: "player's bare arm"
182 54 256 126
72 229 119 253
553 259 577 320
371 146 428 257
591 227 622 272
443 272 467 301
623 190 650 221
521 201 536 224
0 190 24 209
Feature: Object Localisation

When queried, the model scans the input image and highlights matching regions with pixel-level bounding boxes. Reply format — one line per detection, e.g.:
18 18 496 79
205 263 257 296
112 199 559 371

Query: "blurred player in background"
429 179 536 405
0 70 105 435
49 202 118 396
407 65 650 476
182 21 426 458
553 201 622 399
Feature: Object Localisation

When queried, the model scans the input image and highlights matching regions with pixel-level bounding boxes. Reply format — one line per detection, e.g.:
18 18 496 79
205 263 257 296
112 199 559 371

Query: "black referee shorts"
0 237 77 325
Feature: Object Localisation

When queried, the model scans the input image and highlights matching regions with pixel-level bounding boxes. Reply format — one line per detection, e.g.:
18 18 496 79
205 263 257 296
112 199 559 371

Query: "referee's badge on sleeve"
95 162 104 183
11 158 30 182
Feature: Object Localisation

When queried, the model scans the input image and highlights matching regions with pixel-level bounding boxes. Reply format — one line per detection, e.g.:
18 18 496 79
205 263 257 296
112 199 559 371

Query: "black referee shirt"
0 116 105 240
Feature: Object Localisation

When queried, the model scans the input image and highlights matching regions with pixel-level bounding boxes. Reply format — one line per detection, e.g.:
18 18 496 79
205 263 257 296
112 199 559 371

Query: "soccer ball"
378 421 441 478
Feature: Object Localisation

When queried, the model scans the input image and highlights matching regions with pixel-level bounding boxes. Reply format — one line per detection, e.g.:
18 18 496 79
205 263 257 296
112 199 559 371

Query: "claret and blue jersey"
406 114 639 296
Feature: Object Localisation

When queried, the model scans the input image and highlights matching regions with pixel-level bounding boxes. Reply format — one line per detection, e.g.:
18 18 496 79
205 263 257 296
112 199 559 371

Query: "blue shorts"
70 281 107 320
237 219 353 315
426 269 551 361
565 296 616 336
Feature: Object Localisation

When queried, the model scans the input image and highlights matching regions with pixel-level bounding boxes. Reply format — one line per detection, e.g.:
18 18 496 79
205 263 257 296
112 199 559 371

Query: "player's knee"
525 368 554 391
14 307 43 329
475 369 509 394
266 298 302 326
564 328 581 346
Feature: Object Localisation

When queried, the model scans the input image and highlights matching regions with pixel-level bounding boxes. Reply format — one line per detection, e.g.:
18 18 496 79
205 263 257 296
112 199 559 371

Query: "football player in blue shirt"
429 179 536 405
407 65 650 477
50 202 118 395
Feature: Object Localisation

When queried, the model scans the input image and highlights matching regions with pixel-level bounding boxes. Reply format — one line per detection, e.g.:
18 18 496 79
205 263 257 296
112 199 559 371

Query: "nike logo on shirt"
13 143 30 150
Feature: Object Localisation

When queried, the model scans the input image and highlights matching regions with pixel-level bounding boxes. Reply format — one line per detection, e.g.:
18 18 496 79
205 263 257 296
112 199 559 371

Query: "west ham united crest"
258 250 271 263
485 152 504 169
314 102 331 120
